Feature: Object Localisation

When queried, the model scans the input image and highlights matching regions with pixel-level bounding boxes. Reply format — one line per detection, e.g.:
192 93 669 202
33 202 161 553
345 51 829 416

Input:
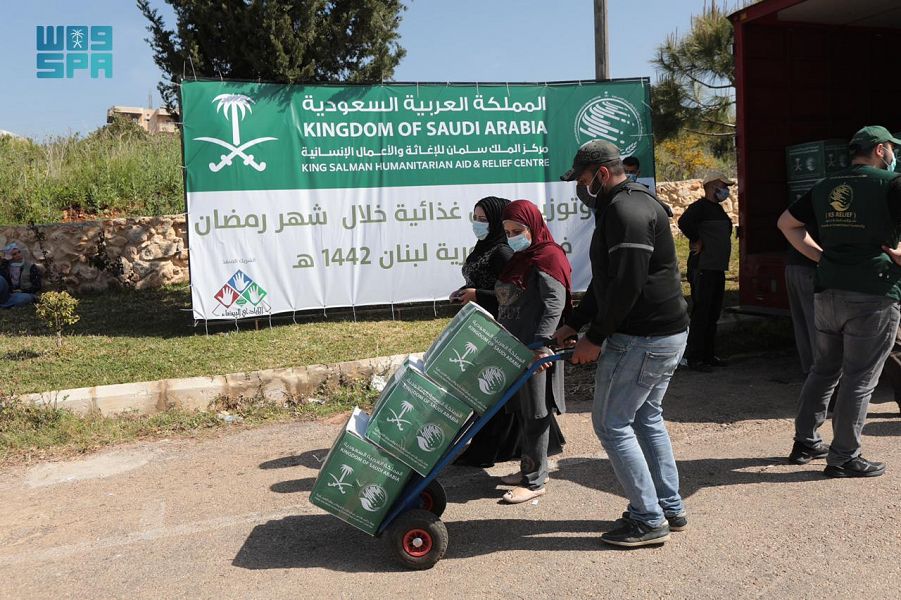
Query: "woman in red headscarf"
495 199 573 504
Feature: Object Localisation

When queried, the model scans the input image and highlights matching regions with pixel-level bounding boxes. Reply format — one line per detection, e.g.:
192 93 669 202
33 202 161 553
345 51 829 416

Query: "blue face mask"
472 220 490 240
507 233 531 252
626 173 639 183
883 147 897 173
715 187 730 202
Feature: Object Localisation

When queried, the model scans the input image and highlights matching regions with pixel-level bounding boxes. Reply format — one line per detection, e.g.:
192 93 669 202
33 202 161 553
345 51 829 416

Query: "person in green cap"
777 125 901 478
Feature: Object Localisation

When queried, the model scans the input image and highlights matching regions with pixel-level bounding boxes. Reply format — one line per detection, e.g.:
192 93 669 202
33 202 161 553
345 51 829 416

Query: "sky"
0 0 716 140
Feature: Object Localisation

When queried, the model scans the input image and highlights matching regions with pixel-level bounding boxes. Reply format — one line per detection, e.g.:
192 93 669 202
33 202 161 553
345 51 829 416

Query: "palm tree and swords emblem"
328 464 354 494
194 94 277 173
387 400 415 430
450 342 479 372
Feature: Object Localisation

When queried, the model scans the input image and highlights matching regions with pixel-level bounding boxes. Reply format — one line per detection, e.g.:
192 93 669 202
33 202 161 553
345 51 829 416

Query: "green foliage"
35 291 80 348
656 132 735 181
651 1 752 141
0 120 183 225
138 0 407 114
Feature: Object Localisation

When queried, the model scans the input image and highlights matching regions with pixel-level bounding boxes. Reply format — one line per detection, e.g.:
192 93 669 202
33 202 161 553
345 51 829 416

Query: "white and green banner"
181 79 655 320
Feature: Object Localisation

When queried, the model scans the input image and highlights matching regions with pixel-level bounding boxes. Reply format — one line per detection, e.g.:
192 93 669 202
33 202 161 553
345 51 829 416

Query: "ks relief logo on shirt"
213 270 271 317
825 183 857 226
194 94 278 172
36 25 113 79
574 94 643 156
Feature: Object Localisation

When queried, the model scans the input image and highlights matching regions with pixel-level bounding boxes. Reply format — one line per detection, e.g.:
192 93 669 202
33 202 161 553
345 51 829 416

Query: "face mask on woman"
507 233 531 252
472 220 490 240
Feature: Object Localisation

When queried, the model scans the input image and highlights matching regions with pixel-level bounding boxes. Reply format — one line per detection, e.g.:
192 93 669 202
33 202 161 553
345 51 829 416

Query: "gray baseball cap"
560 139 622 181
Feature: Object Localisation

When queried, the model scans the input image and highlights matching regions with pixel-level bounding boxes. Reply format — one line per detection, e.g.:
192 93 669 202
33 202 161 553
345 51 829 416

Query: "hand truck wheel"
418 479 447 517
385 509 448 570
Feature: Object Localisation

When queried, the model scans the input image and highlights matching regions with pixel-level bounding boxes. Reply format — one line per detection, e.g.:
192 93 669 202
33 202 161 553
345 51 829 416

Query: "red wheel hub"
420 491 434 512
402 528 433 557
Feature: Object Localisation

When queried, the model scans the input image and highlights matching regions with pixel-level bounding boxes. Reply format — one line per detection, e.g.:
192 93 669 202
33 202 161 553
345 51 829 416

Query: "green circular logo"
574 95 643 156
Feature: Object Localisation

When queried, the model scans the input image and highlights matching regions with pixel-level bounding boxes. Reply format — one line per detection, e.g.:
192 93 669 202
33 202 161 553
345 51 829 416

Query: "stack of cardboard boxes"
310 303 533 534
785 139 849 205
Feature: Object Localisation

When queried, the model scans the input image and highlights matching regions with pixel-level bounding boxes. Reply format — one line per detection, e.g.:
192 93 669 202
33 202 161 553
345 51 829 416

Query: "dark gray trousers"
794 290 900 466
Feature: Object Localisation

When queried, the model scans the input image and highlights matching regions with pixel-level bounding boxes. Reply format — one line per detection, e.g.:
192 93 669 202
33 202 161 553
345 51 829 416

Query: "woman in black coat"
452 197 564 467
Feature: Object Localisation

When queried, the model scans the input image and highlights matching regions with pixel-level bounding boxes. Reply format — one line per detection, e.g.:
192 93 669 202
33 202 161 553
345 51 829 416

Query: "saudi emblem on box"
310 408 412 536
423 303 532 414
366 360 473 475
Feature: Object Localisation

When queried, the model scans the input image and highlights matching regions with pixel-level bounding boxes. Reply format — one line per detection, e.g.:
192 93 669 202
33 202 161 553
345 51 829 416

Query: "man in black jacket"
554 140 689 548
677 171 734 371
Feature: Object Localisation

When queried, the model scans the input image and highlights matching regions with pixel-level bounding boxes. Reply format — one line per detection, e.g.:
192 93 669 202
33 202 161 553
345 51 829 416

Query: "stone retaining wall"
0 179 736 293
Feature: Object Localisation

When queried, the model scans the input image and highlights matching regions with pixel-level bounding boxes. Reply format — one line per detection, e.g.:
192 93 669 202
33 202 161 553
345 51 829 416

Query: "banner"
181 79 655 320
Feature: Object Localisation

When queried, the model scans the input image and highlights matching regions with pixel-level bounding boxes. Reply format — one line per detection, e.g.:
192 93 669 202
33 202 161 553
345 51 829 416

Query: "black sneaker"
788 441 829 465
601 517 670 547
621 511 687 532
667 513 688 531
823 456 886 478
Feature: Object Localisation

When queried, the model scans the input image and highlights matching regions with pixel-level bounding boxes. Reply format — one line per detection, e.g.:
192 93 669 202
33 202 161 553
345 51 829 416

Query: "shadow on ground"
232 515 617 571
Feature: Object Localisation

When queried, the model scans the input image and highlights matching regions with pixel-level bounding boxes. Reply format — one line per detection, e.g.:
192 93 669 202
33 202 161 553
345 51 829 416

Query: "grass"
0 117 183 225
0 378 379 464
0 236 747 396
0 284 450 395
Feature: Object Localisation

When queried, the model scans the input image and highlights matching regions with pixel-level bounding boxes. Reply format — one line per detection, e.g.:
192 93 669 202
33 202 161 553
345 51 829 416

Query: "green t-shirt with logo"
789 165 901 300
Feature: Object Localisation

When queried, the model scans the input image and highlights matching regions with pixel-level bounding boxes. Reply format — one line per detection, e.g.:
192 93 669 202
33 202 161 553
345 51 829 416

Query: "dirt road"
1 350 899 599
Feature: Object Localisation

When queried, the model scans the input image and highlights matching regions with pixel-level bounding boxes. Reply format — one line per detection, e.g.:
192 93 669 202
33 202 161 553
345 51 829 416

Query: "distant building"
106 106 176 134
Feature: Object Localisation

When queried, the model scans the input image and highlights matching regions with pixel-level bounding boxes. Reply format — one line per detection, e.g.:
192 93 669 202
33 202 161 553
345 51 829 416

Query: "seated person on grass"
0 242 42 308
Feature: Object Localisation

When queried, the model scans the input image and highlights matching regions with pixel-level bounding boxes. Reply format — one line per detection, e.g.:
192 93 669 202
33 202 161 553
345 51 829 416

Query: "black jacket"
567 181 689 344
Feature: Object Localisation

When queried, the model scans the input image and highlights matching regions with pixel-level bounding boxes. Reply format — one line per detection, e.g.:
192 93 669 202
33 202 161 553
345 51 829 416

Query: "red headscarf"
498 200 573 315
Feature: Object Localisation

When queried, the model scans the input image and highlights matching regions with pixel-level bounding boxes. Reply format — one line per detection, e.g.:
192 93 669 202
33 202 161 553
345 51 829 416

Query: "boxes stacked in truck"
310 408 412 535
785 139 848 182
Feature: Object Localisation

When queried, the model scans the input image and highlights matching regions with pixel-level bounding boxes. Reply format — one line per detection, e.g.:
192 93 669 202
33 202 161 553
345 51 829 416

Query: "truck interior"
730 0 901 311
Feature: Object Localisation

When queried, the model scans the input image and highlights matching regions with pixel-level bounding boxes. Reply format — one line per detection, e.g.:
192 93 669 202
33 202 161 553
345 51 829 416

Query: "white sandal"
501 486 546 504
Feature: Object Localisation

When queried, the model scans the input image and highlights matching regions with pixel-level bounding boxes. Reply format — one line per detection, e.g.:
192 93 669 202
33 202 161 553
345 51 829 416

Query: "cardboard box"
310 408 412 536
787 177 821 206
423 304 533 414
366 360 473 475
786 139 848 181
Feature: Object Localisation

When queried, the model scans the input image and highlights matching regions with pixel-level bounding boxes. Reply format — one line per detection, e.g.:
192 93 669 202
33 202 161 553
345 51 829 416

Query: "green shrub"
35 291 80 349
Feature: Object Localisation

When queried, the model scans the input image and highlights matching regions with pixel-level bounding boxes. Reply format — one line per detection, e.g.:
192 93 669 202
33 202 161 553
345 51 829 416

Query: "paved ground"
1 349 900 599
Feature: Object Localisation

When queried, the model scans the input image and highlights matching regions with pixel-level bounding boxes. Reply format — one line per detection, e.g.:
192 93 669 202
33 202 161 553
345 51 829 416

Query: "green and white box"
423 304 533 414
423 302 481 364
310 408 412 536
366 360 473 476
788 178 821 206
786 139 848 181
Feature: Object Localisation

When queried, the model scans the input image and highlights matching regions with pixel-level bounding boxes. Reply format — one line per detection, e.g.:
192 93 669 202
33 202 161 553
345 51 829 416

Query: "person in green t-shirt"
777 125 901 478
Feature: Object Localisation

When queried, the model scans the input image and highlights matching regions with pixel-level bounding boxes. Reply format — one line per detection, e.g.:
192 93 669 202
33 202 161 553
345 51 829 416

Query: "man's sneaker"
788 441 829 465
601 517 670 547
667 513 688 531
621 511 687 532
823 456 886 478
705 356 728 367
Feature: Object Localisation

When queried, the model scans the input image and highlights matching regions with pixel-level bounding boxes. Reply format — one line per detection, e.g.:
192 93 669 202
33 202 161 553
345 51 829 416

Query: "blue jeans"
0 276 36 308
592 331 688 528
795 290 900 466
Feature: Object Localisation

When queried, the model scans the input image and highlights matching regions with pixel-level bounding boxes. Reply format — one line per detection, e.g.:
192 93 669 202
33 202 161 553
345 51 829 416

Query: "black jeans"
687 269 725 363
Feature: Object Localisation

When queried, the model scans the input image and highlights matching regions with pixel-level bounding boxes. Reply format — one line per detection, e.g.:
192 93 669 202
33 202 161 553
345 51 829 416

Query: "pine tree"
137 0 407 115
651 1 748 142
